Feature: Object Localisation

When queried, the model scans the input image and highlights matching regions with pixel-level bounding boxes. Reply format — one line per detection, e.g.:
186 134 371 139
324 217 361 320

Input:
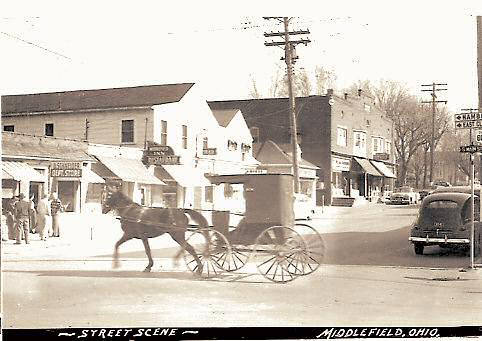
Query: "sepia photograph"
1 1 482 339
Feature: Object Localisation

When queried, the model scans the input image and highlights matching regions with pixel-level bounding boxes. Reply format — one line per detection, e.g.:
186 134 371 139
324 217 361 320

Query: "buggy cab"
409 192 481 255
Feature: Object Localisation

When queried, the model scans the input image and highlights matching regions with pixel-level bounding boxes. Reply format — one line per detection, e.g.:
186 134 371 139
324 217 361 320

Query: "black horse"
101 189 208 274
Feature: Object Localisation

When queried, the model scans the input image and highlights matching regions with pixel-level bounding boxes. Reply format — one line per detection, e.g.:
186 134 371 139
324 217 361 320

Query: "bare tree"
315 66 337 95
249 76 261 99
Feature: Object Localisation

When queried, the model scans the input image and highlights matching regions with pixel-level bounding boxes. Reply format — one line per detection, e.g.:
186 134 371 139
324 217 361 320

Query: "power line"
1 31 72 61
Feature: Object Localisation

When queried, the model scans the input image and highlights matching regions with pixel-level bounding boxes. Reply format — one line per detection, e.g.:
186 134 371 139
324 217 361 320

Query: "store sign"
143 142 180 165
203 148 217 155
373 153 389 161
332 157 351 172
50 161 82 177
245 169 268 174
298 168 316 178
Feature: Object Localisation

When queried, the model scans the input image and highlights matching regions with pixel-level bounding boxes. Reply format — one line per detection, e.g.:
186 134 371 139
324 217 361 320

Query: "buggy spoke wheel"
253 226 306 283
183 228 231 278
217 246 249 272
292 224 325 275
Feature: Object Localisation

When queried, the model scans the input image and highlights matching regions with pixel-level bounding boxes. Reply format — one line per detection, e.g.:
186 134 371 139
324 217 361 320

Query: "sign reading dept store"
50 161 82 177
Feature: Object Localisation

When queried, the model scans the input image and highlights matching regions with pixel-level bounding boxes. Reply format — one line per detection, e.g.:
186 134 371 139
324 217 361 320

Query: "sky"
1 1 482 114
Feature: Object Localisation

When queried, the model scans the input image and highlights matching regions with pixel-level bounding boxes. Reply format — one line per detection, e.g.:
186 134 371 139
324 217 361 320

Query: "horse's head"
102 187 121 214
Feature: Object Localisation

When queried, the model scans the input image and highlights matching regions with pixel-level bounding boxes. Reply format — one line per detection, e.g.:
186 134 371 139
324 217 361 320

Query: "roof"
211 109 238 127
2 83 194 114
254 140 319 169
2 132 95 162
422 192 473 207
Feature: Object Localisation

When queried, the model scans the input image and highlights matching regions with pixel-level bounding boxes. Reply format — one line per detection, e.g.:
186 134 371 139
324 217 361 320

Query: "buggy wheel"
291 224 325 276
218 245 249 272
183 228 231 278
253 226 306 283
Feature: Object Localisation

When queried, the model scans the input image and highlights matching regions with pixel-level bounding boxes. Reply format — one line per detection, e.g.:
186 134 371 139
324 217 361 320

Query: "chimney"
358 89 362 97
327 88 334 96
344 93 348 100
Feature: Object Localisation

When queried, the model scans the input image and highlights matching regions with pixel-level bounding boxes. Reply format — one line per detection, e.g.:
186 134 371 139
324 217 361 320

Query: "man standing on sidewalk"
50 192 63 237
36 194 51 241
14 193 31 244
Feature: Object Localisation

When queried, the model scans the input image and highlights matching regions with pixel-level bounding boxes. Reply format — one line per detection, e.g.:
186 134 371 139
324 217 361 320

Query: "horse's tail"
182 208 209 229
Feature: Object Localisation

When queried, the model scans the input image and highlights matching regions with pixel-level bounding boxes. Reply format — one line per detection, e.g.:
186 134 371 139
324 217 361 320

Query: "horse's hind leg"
141 238 154 273
170 232 204 276
113 233 132 269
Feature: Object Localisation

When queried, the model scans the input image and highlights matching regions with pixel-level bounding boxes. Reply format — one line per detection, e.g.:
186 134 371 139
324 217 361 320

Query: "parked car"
432 180 451 188
389 186 419 205
409 192 481 256
431 185 480 197
418 189 432 201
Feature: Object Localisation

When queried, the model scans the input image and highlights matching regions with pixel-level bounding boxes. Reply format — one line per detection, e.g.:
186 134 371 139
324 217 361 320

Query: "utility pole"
263 17 310 193
421 82 447 184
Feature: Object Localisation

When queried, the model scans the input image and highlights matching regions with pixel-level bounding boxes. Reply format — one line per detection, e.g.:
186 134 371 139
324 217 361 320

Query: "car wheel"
414 243 424 255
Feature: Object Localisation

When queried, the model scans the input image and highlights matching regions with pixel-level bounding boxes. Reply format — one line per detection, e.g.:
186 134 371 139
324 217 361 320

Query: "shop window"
300 180 313 196
45 123 54 137
182 125 188 149
161 120 168 145
86 183 103 203
337 127 347 146
205 186 213 203
224 183 234 198
121 120 134 143
3 125 14 132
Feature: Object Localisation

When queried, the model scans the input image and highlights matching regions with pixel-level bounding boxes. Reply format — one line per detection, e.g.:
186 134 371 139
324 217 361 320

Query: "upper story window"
45 123 54 137
372 137 384 154
385 140 391 155
161 120 167 146
250 127 259 143
337 127 347 147
3 125 14 132
353 131 366 156
203 136 208 149
121 120 134 143
182 125 188 149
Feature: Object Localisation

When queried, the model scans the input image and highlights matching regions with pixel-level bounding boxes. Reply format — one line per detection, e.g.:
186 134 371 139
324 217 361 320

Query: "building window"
250 127 259 143
372 137 384 154
121 120 134 143
182 125 188 149
337 127 347 146
161 120 167 146
385 140 391 155
227 140 238 151
205 186 213 203
45 123 54 137
3 125 14 132
353 131 366 156
203 136 208 149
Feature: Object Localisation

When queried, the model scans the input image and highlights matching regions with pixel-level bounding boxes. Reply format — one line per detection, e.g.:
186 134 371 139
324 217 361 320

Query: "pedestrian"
14 193 31 244
36 194 51 241
6 196 18 240
50 192 63 237
29 195 37 233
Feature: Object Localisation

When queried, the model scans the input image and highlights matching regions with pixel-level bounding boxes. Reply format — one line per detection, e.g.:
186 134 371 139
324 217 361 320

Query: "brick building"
209 90 396 206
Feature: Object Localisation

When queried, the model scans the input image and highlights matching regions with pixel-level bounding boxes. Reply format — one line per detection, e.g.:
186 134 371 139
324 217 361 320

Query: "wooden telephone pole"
263 17 310 193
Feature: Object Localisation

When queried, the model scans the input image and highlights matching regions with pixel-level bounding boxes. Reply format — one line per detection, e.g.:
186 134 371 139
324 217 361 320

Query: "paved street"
2 203 482 328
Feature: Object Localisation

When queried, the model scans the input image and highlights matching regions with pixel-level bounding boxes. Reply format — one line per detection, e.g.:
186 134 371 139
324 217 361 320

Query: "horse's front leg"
113 233 132 269
170 232 204 276
141 238 154 272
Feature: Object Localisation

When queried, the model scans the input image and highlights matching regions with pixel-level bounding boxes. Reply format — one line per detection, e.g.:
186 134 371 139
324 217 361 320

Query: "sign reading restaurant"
50 161 82 177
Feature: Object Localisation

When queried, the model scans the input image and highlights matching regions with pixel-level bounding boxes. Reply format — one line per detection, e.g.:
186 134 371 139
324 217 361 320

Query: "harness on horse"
116 207 179 229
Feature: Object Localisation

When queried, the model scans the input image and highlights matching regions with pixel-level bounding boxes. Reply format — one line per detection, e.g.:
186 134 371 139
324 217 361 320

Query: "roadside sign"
459 144 482 153
454 112 482 129
476 130 482 144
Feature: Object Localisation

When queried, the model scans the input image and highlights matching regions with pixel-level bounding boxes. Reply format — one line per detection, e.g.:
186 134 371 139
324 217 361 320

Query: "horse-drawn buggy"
102 173 324 283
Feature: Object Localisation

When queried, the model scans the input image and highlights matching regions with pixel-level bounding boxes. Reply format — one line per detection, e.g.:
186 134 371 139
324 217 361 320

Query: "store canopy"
371 160 396 178
159 164 211 187
2 161 44 182
2 169 13 180
95 155 165 185
354 157 382 177
82 167 105 183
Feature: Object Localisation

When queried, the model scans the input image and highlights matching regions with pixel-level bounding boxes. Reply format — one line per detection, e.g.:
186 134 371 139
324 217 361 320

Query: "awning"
354 157 382 177
82 167 105 183
2 161 45 182
95 155 165 185
158 164 211 187
371 160 396 178
2 169 13 180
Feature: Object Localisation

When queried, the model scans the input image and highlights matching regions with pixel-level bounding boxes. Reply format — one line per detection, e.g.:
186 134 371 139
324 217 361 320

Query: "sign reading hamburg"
143 142 180 165
50 161 82 177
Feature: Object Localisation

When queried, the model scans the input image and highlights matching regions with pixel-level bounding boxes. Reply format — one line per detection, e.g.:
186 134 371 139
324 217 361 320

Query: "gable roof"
2 83 195 115
254 140 318 169
211 108 238 127
2 132 94 162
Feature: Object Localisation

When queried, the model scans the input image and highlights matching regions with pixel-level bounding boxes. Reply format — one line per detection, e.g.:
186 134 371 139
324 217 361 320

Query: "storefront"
352 157 383 201
2 161 46 204
371 160 396 196
331 155 352 198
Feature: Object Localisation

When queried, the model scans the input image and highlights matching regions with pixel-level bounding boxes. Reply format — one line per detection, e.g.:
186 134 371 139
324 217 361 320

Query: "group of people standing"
4 192 63 244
